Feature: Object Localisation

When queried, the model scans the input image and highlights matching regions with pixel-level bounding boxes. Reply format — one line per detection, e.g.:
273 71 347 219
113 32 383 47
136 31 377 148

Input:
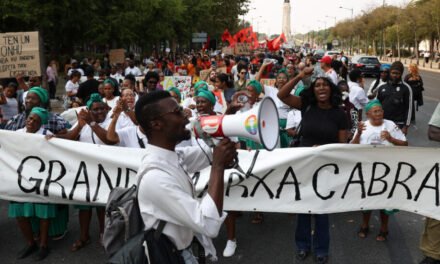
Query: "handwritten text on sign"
0 31 41 78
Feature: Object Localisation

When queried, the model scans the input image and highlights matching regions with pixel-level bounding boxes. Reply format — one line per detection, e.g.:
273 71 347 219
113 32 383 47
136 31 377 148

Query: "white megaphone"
191 97 280 150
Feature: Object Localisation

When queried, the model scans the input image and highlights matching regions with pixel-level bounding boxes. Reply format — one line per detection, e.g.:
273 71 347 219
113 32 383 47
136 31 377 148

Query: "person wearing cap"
351 99 407 242
0 82 19 127
376 61 413 135
319 55 338 85
10 107 55 261
367 64 390 99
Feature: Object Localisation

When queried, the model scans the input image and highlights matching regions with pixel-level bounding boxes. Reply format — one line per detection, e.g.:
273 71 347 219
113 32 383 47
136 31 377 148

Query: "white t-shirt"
78 117 112 144
116 125 147 148
348 81 369 110
285 109 302 129
264 85 293 119
17 127 53 136
124 67 142 76
103 96 120 109
325 68 339 85
357 119 406 146
65 80 79 95
115 111 136 130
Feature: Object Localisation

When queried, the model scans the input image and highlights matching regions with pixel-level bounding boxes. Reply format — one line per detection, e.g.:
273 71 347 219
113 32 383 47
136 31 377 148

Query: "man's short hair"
135 90 171 132
349 69 363 83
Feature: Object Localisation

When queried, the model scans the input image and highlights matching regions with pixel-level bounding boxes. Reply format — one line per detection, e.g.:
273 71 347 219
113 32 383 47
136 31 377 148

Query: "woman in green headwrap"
168 87 182 104
10 107 54 261
194 89 216 116
102 79 119 109
351 99 407 242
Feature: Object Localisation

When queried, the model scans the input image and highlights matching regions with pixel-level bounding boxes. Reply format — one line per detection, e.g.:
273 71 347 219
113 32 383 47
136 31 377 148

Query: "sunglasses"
156 105 185 118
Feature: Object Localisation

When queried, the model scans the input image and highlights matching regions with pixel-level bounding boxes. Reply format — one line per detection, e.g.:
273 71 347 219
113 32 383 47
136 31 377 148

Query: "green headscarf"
104 78 116 88
277 68 289 80
195 89 216 105
194 81 209 92
86 93 104 109
247 80 263 95
30 107 49 125
28 87 49 104
365 99 382 113
168 87 181 103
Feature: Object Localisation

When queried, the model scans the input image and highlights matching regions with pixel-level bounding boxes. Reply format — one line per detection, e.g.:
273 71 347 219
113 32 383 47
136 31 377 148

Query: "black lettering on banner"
314 164 338 200
69 162 90 201
125 168 137 188
17 156 45 194
226 172 248 197
44 160 67 198
275 167 301 201
342 163 366 199
387 162 416 199
414 163 439 206
367 162 391 196
93 164 115 201
249 169 275 198
115 168 122 187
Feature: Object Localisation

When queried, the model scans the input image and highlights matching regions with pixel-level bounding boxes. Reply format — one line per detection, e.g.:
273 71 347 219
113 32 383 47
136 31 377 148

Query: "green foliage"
0 0 249 54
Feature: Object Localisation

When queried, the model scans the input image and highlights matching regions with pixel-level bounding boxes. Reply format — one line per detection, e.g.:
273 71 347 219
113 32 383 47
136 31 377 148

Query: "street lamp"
339 6 354 54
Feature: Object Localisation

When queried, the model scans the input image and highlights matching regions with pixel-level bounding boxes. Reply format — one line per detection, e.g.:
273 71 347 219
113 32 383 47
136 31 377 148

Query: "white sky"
245 0 410 35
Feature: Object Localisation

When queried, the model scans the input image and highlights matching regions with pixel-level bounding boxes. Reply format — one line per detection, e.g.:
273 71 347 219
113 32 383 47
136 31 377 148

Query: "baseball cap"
319 56 332 65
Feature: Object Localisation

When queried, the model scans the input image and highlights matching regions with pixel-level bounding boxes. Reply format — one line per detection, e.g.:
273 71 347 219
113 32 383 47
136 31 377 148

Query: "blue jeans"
295 214 330 256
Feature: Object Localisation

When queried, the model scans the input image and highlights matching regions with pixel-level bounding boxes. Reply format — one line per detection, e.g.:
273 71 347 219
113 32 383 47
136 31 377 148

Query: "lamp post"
339 6 354 55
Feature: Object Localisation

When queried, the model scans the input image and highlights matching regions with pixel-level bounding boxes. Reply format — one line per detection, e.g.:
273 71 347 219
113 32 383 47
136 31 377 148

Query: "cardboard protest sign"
109 49 125 65
234 43 252 55
222 47 234 55
200 69 211 81
0 31 41 78
163 76 192 95
260 79 276 87
1 130 440 221
135 76 145 92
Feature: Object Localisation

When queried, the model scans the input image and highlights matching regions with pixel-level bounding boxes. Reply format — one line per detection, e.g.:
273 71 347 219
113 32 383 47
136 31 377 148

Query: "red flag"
266 33 287 51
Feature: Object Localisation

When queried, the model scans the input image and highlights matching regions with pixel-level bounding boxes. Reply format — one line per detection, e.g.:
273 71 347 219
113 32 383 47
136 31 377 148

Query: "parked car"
324 50 341 58
349 55 381 77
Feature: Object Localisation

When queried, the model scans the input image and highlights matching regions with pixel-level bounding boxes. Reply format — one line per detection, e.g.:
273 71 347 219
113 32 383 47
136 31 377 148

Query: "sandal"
251 213 264 224
71 239 90 252
376 231 388 242
358 227 369 238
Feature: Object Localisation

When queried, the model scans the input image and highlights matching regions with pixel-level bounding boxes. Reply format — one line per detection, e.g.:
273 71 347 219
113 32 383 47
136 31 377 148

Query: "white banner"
0 130 439 220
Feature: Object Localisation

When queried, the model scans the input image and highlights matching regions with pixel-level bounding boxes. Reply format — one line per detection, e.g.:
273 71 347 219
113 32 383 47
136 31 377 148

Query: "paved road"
0 69 439 264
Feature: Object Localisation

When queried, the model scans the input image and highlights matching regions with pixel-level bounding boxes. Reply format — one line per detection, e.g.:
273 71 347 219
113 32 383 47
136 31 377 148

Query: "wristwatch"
89 121 97 127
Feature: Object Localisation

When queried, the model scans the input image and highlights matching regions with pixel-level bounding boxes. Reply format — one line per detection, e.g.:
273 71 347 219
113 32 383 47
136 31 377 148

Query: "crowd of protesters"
0 46 438 264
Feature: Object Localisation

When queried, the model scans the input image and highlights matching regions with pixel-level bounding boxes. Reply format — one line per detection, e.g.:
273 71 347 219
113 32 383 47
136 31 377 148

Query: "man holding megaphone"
135 91 238 262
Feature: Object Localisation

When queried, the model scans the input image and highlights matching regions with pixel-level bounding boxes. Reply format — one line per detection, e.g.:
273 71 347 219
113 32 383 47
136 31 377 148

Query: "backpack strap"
154 220 166 240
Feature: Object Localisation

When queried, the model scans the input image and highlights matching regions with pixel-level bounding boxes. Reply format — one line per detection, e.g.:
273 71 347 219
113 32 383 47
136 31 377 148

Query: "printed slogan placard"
1 130 440 220
0 31 41 78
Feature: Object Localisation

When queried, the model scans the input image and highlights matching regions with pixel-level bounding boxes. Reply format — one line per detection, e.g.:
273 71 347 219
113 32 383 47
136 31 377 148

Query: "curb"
380 59 440 74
